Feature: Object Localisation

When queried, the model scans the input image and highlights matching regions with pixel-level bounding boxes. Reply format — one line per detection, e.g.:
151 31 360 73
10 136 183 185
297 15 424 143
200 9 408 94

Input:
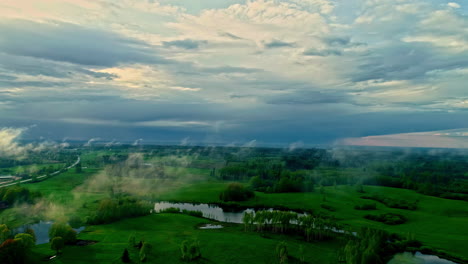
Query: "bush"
364 213 407 225
320 204 336 212
121 248 131 263
361 194 417 210
160 207 181 214
219 183 255 202
354 203 377 210
87 196 152 224
140 242 152 262
182 210 203 218
180 240 201 261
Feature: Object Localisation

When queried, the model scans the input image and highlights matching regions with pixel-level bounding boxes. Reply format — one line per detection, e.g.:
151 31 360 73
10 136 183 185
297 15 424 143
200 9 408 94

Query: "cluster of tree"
215 147 468 201
249 170 315 193
364 213 407 225
344 227 427 264
361 194 418 210
180 239 201 261
219 160 316 193
219 183 255 202
367 156 468 200
243 211 339 242
48 222 77 255
87 196 152 225
0 186 42 209
48 222 77 245
0 224 36 264
344 228 390 264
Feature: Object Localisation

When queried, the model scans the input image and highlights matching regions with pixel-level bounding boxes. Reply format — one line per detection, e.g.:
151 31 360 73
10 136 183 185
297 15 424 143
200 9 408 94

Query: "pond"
387 252 458 264
154 202 255 223
15 221 85 245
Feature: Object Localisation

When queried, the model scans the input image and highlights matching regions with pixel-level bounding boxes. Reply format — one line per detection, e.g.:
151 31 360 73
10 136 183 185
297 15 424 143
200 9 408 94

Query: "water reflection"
388 252 458 264
154 202 254 223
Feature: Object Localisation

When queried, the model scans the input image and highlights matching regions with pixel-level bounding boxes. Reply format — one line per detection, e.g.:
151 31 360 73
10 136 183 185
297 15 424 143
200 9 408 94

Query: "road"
0 156 81 189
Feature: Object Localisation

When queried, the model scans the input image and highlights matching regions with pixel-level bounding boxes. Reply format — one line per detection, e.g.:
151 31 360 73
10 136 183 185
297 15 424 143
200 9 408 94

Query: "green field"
2 148 467 264
32 213 343 264
157 181 468 259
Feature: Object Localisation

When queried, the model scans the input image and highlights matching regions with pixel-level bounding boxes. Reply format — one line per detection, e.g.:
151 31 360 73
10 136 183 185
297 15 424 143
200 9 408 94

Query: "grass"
32 213 343 264
156 181 468 259
3 159 466 261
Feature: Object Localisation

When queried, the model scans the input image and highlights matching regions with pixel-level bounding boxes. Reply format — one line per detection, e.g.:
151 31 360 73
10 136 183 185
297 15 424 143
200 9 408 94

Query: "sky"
0 0 467 148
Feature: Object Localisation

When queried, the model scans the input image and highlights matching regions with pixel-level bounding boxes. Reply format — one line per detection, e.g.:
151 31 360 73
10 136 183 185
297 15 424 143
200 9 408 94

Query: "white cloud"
447 2 461 9
402 10 468 51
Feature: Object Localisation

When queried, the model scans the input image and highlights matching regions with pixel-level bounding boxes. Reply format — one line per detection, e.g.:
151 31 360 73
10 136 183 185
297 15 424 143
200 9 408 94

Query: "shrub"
219 183 255 202
121 248 131 263
160 207 181 214
180 239 201 261
182 210 203 218
361 194 417 210
364 213 407 225
354 203 377 210
87 196 152 224
320 204 336 212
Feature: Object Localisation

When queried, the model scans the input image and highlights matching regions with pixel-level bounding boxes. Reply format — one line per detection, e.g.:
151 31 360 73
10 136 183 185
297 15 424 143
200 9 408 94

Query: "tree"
219 182 254 202
276 242 288 264
128 234 136 248
121 248 131 263
49 222 76 244
14 233 34 251
140 242 152 262
51 237 64 255
75 162 82 173
299 245 305 263
0 224 10 243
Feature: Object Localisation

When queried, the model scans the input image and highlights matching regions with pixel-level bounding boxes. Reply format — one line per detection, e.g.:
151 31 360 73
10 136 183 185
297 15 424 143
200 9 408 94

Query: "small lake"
15 221 85 245
154 202 255 223
387 252 458 264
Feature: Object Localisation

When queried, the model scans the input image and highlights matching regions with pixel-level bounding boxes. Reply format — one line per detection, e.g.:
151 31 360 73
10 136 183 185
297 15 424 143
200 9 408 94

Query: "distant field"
32 213 343 264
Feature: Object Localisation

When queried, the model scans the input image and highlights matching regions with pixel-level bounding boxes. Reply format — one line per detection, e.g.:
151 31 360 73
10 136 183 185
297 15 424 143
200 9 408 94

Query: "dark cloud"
220 32 244 40
0 80 68 88
351 42 468 82
199 66 262 74
0 19 167 67
264 90 348 105
323 36 351 46
163 39 207 49
303 48 342 56
0 74 17 81
264 40 295 49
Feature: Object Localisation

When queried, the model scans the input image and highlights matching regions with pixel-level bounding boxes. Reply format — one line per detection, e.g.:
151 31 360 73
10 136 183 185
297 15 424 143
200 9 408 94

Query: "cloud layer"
0 0 467 147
